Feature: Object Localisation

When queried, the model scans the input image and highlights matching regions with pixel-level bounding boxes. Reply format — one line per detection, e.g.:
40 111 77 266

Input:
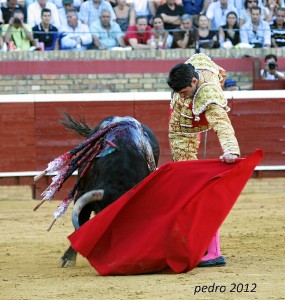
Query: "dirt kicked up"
0 179 284 300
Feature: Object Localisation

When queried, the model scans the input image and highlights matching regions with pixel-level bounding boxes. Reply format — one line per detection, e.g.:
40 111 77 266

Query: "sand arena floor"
0 179 284 300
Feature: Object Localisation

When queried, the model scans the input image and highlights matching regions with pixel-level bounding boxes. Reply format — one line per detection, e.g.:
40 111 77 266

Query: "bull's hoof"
59 258 76 268
59 246 77 268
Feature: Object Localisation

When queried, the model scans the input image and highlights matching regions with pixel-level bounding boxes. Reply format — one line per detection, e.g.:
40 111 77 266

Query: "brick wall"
0 48 285 94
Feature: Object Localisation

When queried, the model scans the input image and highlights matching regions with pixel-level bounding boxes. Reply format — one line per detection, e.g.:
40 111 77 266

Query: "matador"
167 53 240 267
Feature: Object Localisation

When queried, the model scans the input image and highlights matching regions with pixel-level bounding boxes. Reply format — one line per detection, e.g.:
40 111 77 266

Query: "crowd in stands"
0 0 285 51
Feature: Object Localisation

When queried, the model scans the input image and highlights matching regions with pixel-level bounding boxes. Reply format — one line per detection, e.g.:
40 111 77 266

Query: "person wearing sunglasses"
239 0 266 27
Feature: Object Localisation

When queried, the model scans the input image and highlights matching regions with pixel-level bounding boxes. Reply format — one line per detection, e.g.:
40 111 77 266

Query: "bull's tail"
60 111 92 137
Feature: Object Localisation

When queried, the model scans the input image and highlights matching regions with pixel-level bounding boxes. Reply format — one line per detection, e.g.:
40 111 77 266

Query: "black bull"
59 114 160 267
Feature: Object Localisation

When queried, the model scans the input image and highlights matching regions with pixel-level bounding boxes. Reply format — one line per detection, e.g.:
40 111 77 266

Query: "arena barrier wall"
0 91 284 199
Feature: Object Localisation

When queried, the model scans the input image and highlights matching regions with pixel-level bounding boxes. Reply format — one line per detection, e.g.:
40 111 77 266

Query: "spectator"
1 0 27 24
90 9 126 49
114 0 136 32
206 0 239 31
129 0 156 23
219 11 241 48
58 0 74 27
156 0 184 33
271 7 285 47
240 6 271 48
59 9 92 50
54 0 82 10
261 53 285 80
32 8 58 50
224 77 252 90
264 0 282 24
197 14 219 48
152 14 173 48
27 0 60 28
79 0 116 28
182 0 211 25
124 15 153 49
172 13 197 48
224 78 239 90
2 9 33 50
239 0 263 27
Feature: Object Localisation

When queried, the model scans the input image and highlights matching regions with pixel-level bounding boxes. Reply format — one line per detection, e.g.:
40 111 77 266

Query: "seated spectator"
125 15 153 49
172 13 197 48
261 53 285 80
59 9 92 50
90 9 126 49
219 11 241 48
240 6 271 48
239 0 267 27
197 14 219 48
27 0 60 28
224 78 239 90
79 0 116 28
206 0 238 32
58 0 74 27
263 0 282 24
2 9 33 50
271 7 285 47
152 14 173 48
156 0 184 33
224 77 253 90
32 8 58 50
129 0 156 24
1 0 27 24
53 0 82 10
114 0 136 32
182 0 210 25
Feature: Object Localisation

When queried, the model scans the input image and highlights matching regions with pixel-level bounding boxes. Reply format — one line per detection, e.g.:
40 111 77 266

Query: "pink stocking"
201 230 222 261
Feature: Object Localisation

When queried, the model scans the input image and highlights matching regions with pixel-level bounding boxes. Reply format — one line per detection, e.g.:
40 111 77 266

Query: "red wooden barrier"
0 95 284 199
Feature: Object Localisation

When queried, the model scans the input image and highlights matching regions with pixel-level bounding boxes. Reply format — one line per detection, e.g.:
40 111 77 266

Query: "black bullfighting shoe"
197 256 227 268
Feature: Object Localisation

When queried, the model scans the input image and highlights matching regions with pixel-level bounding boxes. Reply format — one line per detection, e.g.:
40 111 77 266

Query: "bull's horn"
72 189 104 229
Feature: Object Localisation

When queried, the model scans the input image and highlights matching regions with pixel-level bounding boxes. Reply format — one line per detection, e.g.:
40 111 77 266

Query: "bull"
58 113 160 267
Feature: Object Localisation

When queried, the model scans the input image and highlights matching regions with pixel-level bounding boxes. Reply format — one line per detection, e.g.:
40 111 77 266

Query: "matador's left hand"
219 153 239 164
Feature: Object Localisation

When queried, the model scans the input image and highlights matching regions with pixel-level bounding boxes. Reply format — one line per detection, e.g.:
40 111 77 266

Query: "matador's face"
177 78 199 99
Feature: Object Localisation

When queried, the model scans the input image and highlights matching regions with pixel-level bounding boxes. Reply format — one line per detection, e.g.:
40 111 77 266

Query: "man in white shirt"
206 0 238 31
240 6 271 48
27 0 60 28
58 0 74 27
59 8 92 50
79 0 116 28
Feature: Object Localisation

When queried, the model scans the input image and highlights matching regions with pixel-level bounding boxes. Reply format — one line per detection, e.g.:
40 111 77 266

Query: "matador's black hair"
167 63 198 92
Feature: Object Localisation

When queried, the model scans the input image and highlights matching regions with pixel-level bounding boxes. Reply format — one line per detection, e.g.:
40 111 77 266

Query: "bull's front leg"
59 246 78 267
